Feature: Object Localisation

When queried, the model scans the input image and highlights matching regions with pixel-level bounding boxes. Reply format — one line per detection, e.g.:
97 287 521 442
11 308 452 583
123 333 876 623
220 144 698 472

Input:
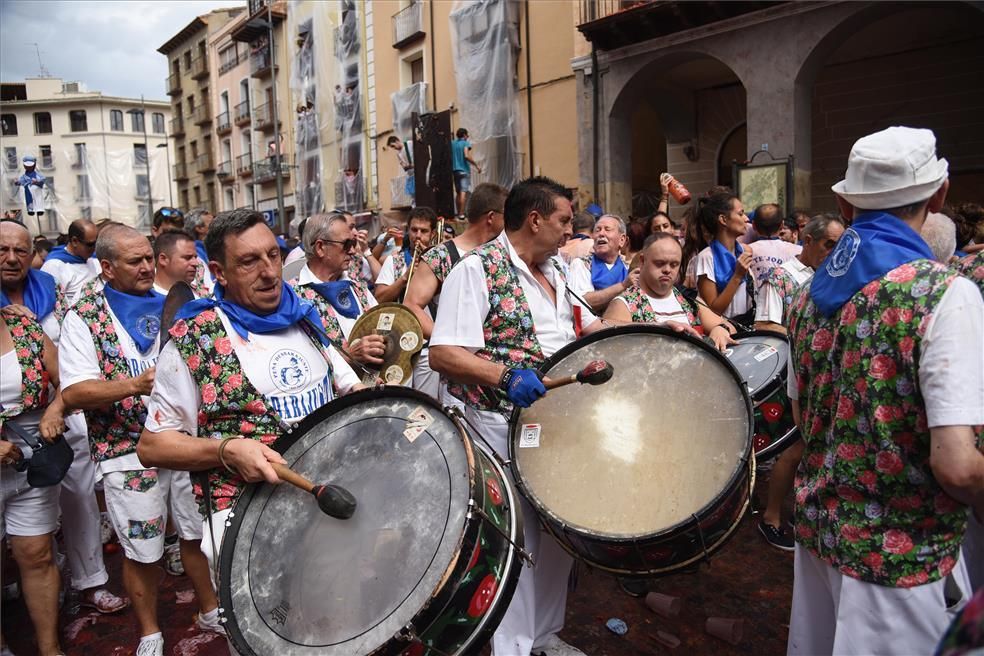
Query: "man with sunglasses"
288 213 383 366
151 207 185 239
41 218 100 305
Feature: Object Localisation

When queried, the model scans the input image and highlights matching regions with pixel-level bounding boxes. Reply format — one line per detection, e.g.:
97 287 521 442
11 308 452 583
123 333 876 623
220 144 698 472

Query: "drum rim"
729 329 789 404
218 387 485 656
507 324 755 543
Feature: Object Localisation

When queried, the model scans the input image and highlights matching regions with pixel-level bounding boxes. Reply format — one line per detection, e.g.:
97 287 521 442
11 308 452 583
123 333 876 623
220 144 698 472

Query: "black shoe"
617 577 649 598
758 521 795 551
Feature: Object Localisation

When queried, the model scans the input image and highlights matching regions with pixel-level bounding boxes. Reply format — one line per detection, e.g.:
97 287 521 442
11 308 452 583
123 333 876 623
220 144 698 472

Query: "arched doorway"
717 122 746 190
607 53 746 219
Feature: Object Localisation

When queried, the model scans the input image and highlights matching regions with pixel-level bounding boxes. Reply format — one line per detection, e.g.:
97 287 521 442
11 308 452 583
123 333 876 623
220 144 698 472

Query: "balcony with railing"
218 50 241 75
190 54 210 80
170 115 185 137
233 100 251 126
576 0 780 50
392 2 425 48
190 104 212 126
174 161 189 181
195 153 215 173
217 160 234 182
252 102 279 132
250 43 276 78
236 153 253 177
253 156 290 183
216 111 232 135
166 73 182 96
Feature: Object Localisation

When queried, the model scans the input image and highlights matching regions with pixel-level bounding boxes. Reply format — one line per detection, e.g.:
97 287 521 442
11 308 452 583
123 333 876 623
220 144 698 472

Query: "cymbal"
349 303 423 385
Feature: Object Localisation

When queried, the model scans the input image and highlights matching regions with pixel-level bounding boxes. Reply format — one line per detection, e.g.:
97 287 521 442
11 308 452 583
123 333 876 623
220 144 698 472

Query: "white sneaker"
136 633 164 656
197 608 227 636
533 634 587 656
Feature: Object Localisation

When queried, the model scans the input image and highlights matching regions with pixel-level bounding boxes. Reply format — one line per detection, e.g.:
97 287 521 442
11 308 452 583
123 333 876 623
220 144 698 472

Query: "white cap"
831 126 948 210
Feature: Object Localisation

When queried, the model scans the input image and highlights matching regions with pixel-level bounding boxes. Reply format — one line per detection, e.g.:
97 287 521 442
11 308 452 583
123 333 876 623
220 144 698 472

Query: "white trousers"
58 413 108 590
201 507 241 656
411 347 441 400
788 543 971 655
464 407 571 656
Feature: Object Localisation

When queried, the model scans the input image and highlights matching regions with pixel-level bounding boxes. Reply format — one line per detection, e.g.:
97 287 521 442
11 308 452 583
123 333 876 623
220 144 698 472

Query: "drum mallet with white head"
271 463 357 519
542 360 614 391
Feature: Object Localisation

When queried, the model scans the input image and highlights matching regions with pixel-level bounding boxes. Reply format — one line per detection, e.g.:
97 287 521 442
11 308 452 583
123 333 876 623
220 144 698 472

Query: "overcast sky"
0 0 244 101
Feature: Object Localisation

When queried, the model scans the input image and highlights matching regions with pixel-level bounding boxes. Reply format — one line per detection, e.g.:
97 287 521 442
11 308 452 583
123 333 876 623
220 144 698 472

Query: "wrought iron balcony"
392 2 425 49
236 153 253 177
190 104 212 126
170 116 185 137
250 44 276 78
216 111 232 135
217 160 234 182
252 102 279 132
196 153 215 173
166 73 182 96
174 161 189 181
253 156 290 183
190 54 209 80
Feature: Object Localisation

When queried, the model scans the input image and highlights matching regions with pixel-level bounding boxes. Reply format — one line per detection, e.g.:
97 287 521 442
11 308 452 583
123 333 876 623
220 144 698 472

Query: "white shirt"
59 303 160 473
569 255 622 296
0 350 43 455
431 232 597 359
787 277 984 429
747 239 802 290
614 290 690 325
695 246 752 319
197 257 215 294
145 308 359 437
297 264 377 339
755 257 813 325
283 246 305 268
376 253 401 287
41 258 101 305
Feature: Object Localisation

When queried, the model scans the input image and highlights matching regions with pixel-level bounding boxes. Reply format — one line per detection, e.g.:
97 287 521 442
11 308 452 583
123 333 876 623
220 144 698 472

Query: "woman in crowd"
693 191 755 326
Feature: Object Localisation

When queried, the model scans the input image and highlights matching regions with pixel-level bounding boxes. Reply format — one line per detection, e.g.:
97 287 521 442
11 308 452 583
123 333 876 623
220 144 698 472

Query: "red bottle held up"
665 175 692 205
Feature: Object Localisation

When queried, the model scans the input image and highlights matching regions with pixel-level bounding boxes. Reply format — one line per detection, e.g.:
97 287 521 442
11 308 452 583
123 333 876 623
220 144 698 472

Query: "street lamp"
246 4 285 231
126 96 154 225
156 124 173 207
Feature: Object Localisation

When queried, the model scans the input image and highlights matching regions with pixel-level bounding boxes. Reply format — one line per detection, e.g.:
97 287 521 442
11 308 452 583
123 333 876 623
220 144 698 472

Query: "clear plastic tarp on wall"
449 0 524 190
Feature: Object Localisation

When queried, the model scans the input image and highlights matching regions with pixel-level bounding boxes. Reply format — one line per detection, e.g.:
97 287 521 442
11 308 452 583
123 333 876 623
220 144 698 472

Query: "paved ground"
2 473 792 655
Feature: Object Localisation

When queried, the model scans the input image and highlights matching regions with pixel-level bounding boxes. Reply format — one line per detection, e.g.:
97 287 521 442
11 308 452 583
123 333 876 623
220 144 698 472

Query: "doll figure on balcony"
14 154 46 217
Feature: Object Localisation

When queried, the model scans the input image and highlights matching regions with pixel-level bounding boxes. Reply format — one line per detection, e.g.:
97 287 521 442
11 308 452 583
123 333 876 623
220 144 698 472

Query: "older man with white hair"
785 126 984 655
568 214 640 313
920 211 957 263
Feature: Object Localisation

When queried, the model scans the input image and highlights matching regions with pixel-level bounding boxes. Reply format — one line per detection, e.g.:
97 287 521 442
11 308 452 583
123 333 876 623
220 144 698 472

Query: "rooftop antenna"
27 43 50 77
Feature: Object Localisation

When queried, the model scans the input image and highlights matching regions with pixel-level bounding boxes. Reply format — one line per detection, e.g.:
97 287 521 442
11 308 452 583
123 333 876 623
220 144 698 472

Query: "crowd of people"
0 124 982 656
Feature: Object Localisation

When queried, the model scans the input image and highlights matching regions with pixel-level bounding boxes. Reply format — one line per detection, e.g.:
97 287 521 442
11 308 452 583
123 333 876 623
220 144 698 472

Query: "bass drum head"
220 388 472 656
510 325 752 539
723 331 788 403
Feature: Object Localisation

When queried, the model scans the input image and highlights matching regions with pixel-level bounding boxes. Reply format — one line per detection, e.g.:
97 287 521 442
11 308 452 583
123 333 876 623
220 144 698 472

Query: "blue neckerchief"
710 239 744 294
194 240 208 263
102 285 165 353
571 233 591 241
402 244 413 267
309 280 360 319
590 254 628 290
0 269 58 320
955 249 968 258
45 245 86 265
810 211 934 318
175 282 331 347
275 236 288 251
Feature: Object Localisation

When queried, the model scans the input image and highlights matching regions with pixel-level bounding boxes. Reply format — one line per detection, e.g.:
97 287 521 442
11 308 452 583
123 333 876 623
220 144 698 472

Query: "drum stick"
270 463 357 520
542 360 614 391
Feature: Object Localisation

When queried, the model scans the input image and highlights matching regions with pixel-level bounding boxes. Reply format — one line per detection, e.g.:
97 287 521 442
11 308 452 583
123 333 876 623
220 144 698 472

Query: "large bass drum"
219 388 524 655
509 325 754 577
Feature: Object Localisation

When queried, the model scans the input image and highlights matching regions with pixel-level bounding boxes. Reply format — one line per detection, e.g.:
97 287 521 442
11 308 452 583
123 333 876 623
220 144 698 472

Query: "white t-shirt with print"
40 258 101 305
144 308 359 437
614 290 690 326
755 257 813 325
747 239 802 290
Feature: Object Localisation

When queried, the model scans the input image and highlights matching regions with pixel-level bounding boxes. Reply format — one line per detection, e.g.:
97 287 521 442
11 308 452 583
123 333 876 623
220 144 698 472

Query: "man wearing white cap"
784 126 984 654
14 155 46 219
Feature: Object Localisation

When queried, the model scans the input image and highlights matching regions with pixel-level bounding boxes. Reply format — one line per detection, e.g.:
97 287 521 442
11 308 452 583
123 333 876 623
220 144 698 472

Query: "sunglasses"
158 207 184 219
74 237 97 248
321 238 358 251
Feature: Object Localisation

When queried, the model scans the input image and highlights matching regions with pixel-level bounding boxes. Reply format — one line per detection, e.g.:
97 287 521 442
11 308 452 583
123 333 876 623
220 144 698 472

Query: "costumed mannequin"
14 155 46 221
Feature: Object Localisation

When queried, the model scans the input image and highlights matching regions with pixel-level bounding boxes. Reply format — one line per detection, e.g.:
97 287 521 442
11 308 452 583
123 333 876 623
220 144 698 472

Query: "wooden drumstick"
270 463 357 520
542 360 614 391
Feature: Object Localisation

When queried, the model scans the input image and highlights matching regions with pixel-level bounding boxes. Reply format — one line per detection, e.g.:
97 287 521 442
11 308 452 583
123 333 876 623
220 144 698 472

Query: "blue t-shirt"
451 139 471 173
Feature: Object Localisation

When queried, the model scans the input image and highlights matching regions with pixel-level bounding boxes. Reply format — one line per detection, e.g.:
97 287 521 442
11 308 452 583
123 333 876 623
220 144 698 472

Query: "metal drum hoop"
728 329 789 404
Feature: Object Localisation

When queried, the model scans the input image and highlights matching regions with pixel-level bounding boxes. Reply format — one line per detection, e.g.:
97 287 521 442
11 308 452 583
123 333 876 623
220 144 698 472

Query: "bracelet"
217 437 238 475
499 368 515 390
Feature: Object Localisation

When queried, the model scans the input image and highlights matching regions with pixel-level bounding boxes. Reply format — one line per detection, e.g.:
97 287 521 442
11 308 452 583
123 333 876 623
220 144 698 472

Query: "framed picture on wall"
733 156 793 215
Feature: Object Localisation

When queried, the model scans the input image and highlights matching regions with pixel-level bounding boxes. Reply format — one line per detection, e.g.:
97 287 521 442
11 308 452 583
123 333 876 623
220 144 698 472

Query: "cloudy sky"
0 0 244 101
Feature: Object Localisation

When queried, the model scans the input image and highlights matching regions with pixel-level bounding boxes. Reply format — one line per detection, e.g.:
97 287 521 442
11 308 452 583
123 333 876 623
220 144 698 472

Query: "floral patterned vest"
0 316 50 427
421 243 455 284
786 259 968 587
390 251 409 280
615 285 699 327
446 239 546 415
955 251 983 294
169 309 336 514
289 277 372 352
74 284 149 462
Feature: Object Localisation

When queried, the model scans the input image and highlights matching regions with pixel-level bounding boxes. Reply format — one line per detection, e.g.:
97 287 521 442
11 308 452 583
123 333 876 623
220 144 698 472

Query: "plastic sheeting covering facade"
449 0 524 190
288 0 371 218
1 146 170 235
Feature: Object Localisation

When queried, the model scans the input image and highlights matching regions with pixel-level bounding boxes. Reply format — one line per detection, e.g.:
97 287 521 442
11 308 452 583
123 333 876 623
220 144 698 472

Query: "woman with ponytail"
693 192 755 325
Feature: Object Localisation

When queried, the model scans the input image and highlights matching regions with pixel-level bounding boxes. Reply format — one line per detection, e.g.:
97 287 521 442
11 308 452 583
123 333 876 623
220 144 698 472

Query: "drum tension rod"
446 407 512 467
395 627 454 656
692 513 712 564
467 500 535 567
